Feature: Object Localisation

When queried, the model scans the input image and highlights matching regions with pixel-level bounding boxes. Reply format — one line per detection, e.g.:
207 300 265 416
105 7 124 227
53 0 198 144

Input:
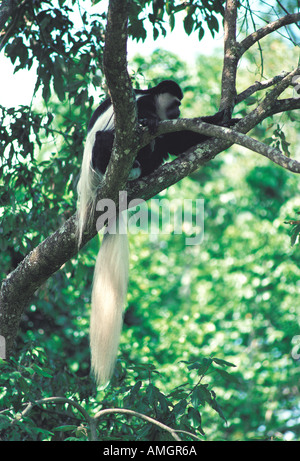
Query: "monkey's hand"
139 117 159 135
222 117 241 127
202 109 241 128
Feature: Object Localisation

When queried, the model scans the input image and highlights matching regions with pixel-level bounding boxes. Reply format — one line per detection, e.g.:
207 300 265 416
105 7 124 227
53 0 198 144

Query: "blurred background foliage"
0 0 299 441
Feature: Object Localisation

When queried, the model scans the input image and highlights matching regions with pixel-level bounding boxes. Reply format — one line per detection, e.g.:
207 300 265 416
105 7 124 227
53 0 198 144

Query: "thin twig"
236 72 289 104
94 408 182 441
15 397 98 441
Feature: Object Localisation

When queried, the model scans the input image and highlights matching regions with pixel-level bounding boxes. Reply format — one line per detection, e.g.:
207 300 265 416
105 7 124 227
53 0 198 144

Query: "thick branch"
0 0 23 51
0 216 80 354
220 0 238 111
102 0 140 194
152 119 300 173
271 97 300 115
0 0 16 29
238 13 300 57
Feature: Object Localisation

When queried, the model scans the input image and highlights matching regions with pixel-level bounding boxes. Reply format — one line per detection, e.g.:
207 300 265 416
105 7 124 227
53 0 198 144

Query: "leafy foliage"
0 350 238 441
128 0 224 41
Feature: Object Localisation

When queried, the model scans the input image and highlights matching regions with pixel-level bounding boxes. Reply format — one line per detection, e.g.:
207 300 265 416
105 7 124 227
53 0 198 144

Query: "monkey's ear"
139 117 159 134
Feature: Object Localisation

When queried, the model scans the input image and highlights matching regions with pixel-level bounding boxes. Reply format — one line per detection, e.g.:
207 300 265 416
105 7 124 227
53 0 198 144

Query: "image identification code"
102 445 198 457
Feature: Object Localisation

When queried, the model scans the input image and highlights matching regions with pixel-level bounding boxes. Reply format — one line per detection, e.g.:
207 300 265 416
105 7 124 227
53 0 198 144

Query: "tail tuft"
90 220 129 385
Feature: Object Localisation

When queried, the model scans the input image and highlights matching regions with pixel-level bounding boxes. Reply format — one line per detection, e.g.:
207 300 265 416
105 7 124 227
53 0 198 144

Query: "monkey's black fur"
89 80 234 179
77 80 238 385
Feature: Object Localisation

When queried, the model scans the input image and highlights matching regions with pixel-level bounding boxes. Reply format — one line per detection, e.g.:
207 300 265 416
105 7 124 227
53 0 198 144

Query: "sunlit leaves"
127 0 225 41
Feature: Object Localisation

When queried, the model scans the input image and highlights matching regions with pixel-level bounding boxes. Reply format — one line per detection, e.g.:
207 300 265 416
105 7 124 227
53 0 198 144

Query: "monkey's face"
166 98 181 119
156 93 181 120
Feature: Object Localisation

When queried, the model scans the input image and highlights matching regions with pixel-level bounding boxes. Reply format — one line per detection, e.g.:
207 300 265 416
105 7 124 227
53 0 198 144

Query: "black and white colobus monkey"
77 80 232 385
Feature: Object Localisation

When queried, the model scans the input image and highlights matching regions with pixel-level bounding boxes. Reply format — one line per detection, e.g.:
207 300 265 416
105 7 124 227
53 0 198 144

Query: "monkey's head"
153 80 183 121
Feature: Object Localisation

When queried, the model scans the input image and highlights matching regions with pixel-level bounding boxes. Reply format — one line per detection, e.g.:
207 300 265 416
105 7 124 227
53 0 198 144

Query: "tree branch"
220 0 238 111
238 13 300 57
271 97 300 115
102 0 140 195
159 120 300 173
94 408 182 441
236 72 290 104
235 67 300 131
0 216 80 355
11 397 203 441
220 7 300 112
0 0 21 50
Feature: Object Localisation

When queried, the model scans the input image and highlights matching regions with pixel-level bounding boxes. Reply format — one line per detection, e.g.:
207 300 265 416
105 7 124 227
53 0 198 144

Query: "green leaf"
212 358 236 368
187 358 213 375
53 57 65 102
210 396 227 423
130 380 142 397
207 14 219 34
166 1 173 15
153 27 159 40
146 383 158 406
198 25 205 41
32 364 53 378
173 399 187 418
191 386 205 407
53 425 78 432
42 71 51 102
214 368 239 383
187 407 205 434
183 15 194 35
195 384 212 406
169 13 175 31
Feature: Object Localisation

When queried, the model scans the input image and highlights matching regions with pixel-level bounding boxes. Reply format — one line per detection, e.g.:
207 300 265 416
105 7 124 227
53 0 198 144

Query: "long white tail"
76 131 102 246
77 118 129 384
90 218 129 385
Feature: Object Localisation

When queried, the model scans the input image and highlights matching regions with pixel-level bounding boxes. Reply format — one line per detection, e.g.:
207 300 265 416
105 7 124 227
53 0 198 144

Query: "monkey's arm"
159 112 240 156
